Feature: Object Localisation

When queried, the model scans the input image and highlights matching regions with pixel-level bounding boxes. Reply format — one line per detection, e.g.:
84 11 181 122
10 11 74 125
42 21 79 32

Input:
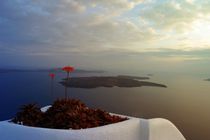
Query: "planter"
0 106 185 140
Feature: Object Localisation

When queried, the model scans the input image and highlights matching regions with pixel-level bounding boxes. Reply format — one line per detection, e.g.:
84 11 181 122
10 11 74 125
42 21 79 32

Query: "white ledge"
0 106 185 140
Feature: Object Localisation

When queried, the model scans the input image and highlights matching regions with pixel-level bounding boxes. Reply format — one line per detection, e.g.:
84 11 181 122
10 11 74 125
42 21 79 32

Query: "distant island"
147 74 153 76
60 75 167 88
117 75 150 80
205 78 210 81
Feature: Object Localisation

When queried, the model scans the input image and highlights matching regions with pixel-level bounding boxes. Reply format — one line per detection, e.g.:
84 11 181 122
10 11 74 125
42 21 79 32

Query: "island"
117 75 150 80
205 78 210 81
60 75 167 88
147 74 153 76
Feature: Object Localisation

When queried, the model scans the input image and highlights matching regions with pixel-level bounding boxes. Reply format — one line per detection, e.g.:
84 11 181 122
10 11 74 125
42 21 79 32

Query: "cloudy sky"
0 0 210 73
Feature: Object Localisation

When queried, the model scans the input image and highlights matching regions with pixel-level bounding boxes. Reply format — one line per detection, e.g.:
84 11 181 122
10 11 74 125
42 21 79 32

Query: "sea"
0 70 210 140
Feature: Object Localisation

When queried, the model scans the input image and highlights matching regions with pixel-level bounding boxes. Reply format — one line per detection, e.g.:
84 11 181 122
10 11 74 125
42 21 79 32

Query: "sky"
0 0 210 73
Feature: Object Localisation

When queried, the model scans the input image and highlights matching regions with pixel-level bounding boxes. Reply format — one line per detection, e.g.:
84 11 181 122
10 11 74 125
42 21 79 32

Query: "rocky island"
205 78 210 81
60 75 167 88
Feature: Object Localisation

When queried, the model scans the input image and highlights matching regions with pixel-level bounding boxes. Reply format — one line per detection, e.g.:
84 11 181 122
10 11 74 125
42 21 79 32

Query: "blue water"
0 71 210 140
0 71 102 120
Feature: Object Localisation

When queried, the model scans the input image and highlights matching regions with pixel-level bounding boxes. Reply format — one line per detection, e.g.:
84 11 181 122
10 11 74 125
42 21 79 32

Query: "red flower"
62 66 74 73
49 73 55 79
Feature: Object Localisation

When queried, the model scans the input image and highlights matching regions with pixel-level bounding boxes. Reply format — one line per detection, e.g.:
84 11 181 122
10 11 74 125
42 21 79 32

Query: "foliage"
12 99 127 129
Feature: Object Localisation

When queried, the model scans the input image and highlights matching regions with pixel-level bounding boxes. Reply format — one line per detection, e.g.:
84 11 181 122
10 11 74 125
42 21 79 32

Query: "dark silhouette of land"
205 78 210 81
117 75 150 80
60 75 167 88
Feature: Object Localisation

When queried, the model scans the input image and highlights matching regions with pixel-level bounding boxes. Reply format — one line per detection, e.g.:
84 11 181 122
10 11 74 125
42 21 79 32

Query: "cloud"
1 0 210 70
140 1 196 32
140 0 210 32
185 0 194 4
0 0 155 55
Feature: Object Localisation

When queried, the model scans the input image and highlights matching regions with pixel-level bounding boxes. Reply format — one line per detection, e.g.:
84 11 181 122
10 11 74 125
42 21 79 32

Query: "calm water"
0 71 210 140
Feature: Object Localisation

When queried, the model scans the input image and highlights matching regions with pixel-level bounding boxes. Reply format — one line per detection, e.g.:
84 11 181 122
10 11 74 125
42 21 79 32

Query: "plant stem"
51 78 54 102
65 72 70 99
